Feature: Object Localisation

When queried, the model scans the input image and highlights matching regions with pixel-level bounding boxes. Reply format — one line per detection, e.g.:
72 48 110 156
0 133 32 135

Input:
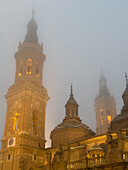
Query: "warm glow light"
26 59 32 75
19 61 23 77
26 70 31 74
13 113 18 131
100 109 103 125
107 115 111 124
19 72 22 77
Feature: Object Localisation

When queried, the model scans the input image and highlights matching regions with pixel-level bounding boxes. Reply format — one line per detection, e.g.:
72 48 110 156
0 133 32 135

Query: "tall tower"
95 74 116 135
0 12 49 170
110 73 128 131
50 85 95 147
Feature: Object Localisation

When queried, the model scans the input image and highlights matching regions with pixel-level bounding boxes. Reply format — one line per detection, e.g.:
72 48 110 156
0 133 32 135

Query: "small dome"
88 143 105 153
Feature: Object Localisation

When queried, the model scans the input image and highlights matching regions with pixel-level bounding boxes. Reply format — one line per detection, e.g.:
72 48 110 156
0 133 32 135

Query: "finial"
32 8 34 19
71 83 73 96
125 72 128 86
101 67 103 75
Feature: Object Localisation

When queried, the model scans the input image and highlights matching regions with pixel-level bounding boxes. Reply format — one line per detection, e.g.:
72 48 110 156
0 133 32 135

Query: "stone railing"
67 160 85 169
67 156 105 169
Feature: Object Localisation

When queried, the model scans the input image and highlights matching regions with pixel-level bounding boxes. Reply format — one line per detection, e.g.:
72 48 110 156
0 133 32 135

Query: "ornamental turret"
50 85 95 147
64 84 80 121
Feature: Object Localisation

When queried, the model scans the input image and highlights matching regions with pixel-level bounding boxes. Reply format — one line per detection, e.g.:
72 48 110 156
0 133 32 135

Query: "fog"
0 0 128 147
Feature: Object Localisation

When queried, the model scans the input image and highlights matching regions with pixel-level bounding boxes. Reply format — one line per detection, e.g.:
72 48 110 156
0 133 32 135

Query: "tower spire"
125 72 128 87
32 8 34 19
24 11 38 43
101 67 103 76
99 73 110 96
64 85 79 120
70 83 73 97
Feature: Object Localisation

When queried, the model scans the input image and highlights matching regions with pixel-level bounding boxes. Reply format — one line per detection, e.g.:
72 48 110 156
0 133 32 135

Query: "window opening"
19 61 23 77
8 154 11 160
36 62 39 77
67 109 70 117
107 115 111 124
107 109 111 124
34 154 36 160
100 109 104 125
72 109 74 117
13 113 18 131
26 59 32 74
92 154 95 158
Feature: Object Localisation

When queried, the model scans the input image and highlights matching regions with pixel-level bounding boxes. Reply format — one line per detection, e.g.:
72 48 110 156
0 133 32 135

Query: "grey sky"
0 0 128 147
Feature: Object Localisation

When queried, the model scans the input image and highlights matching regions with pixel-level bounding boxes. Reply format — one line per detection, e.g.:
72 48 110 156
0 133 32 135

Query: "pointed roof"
88 143 104 152
122 73 128 99
119 73 128 114
24 10 38 43
64 84 80 121
98 73 110 97
65 84 78 106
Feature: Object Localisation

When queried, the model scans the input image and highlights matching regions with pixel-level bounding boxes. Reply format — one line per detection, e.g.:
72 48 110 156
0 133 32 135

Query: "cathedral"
0 13 128 170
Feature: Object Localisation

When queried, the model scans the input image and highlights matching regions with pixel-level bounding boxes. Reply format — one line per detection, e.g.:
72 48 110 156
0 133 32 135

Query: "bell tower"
0 12 49 170
95 74 116 135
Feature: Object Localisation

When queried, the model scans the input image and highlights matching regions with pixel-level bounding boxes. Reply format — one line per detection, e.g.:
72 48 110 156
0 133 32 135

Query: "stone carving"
46 151 52 164
19 156 25 170
52 145 64 164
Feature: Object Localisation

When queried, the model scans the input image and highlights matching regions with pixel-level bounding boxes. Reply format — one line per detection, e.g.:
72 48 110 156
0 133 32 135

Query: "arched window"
26 59 32 74
72 109 74 117
107 109 111 124
19 61 23 77
13 113 18 131
100 109 104 125
67 109 70 117
36 62 39 77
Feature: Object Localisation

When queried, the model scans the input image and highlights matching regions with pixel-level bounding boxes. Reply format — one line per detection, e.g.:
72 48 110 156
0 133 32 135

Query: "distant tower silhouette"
94 74 116 135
